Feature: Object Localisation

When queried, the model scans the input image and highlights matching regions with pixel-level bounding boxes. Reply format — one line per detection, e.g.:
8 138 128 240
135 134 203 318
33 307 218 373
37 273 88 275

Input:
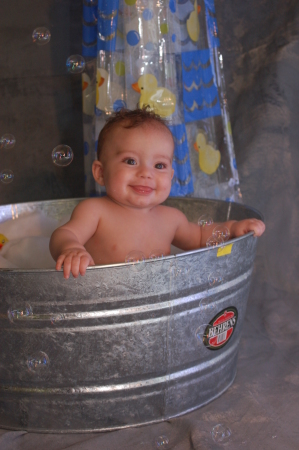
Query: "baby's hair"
97 107 173 160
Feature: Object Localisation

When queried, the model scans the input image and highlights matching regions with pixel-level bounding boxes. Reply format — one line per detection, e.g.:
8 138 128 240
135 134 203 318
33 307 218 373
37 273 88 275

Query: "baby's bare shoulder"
157 205 187 222
71 197 108 218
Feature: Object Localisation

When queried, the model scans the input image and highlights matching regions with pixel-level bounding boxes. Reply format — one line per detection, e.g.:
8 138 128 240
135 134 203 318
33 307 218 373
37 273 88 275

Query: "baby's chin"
106 193 169 209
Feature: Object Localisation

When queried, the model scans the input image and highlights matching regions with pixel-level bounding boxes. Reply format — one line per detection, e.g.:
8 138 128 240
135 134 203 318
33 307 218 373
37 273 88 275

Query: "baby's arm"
171 209 265 250
49 199 100 279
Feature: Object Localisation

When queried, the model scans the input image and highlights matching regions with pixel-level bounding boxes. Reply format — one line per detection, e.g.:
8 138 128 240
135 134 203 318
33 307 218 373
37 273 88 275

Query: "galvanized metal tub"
0 198 262 433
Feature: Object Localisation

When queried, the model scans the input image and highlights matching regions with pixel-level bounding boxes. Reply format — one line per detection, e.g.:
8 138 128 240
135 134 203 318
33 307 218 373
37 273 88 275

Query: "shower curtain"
81 0 241 202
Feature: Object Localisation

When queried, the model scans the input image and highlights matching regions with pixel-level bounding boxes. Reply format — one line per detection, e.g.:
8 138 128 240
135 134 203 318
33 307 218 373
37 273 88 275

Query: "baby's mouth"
130 185 154 194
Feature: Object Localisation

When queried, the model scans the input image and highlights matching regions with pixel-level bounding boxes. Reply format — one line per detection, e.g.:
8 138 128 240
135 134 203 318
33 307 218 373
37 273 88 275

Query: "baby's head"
93 108 175 209
96 107 173 161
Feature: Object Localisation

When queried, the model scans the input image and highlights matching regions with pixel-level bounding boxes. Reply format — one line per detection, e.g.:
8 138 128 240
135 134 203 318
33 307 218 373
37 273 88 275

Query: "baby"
50 108 265 279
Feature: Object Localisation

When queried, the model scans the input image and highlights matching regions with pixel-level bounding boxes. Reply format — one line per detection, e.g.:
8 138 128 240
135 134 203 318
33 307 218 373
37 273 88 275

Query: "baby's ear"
92 160 105 186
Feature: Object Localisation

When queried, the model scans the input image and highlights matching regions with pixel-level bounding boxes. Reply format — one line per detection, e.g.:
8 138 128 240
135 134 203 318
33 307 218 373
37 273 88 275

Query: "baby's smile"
130 185 154 194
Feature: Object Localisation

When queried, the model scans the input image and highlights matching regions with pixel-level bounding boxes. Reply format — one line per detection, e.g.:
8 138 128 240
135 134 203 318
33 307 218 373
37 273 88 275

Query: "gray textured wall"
0 0 85 204
216 0 299 294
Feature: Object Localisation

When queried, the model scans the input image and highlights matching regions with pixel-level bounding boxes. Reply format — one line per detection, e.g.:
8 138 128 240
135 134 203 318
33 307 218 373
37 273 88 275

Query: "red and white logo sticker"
203 307 238 350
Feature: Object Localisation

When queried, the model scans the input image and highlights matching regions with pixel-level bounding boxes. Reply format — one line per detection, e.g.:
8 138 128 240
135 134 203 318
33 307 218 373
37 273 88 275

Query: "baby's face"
95 123 174 210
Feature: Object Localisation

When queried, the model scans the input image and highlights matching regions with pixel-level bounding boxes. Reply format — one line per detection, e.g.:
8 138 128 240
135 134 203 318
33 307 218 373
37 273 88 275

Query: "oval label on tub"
203 307 238 350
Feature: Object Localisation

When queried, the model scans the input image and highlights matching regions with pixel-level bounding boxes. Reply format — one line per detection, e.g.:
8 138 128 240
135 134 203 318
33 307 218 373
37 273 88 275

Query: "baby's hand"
231 219 265 238
56 248 95 279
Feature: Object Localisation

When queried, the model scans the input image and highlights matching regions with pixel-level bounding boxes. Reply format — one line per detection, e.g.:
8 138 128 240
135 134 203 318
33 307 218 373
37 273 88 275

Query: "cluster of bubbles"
26 351 50 374
211 424 232 443
52 145 74 167
125 250 146 271
125 249 165 272
206 224 230 247
212 225 230 242
1 29 85 179
0 134 16 184
7 303 33 323
31 27 87 167
155 435 170 449
197 215 230 248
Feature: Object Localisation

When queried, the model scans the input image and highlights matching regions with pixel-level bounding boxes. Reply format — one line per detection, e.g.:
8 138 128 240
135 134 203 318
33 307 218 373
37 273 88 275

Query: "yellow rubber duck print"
194 131 221 175
96 68 124 113
0 234 8 250
82 73 96 116
132 74 176 117
187 0 201 43
96 68 108 111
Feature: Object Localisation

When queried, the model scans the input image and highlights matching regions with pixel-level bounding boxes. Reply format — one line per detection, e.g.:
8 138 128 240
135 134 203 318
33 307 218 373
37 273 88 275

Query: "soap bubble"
52 145 73 167
0 169 14 184
7 303 33 323
170 261 190 277
27 351 50 374
149 249 164 260
208 273 224 287
149 249 164 273
66 55 86 74
125 250 145 272
212 225 230 242
206 235 224 248
155 435 170 449
51 313 66 325
0 134 16 150
195 324 209 343
32 27 51 45
198 214 213 227
211 424 231 443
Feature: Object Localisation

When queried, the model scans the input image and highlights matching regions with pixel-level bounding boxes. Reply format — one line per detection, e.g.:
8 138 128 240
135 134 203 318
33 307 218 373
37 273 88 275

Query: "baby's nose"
139 165 153 178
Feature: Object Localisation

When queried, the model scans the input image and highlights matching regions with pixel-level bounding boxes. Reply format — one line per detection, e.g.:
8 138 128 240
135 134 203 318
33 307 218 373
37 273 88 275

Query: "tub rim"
0 196 263 273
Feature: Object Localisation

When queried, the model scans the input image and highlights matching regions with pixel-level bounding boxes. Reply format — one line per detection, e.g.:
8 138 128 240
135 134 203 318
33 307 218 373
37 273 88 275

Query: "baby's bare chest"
86 210 176 262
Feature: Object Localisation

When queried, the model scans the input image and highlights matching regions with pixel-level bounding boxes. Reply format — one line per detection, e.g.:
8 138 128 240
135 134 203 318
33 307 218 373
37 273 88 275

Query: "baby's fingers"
79 255 95 276
249 219 266 237
247 219 266 237
56 255 66 272
61 253 78 279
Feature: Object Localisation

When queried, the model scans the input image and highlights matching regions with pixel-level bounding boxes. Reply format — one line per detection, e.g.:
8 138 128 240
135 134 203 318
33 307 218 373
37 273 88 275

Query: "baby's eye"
124 158 136 165
155 163 166 169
